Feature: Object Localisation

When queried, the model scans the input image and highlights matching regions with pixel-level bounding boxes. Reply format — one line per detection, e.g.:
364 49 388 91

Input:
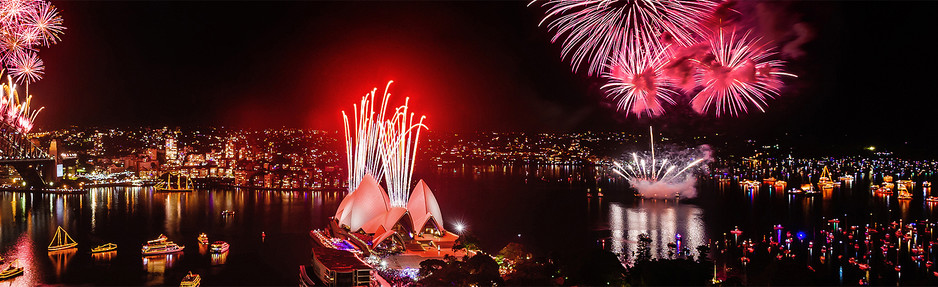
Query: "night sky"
29 1 938 152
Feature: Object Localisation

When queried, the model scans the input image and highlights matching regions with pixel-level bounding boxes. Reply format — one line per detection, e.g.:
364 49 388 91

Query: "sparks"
531 0 717 76
601 44 678 118
690 28 796 117
342 81 393 193
380 98 427 207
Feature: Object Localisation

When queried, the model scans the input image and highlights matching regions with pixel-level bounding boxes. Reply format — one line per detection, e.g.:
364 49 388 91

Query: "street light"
454 223 465 234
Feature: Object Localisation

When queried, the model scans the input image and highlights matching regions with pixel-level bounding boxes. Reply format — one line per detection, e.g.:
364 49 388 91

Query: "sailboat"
818 166 835 189
0 259 23 280
48 226 78 252
155 173 193 192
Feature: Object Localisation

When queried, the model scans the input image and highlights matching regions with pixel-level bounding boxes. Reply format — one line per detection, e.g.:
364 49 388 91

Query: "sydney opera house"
328 174 458 255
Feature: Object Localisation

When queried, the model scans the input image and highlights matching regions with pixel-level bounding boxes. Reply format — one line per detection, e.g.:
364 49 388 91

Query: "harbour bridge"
0 121 55 190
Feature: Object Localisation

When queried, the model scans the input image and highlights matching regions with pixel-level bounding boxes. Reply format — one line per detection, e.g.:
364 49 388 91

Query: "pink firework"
531 0 717 76
10 51 43 83
0 0 63 84
26 1 64 47
690 28 795 117
601 46 677 118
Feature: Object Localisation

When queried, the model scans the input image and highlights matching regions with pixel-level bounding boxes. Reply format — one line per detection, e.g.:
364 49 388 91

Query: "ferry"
48 226 78 252
180 271 201 287
142 234 185 256
0 261 23 280
156 173 193 192
209 241 229 253
198 233 209 245
91 243 117 253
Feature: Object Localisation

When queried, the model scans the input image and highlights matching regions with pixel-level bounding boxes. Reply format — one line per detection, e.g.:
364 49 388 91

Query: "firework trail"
531 0 717 76
379 98 427 207
690 28 795 117
342 81 392 193
0 0 65 84
612 126 710 198
0 73 42 133
601 45 678 118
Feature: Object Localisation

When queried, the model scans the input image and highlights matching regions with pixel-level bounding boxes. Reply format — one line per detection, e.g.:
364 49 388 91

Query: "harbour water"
1 164 937 285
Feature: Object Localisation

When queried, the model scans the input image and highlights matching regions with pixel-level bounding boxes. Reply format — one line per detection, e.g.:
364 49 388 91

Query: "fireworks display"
342 81 428 206
691 29 796 117
532 0 798 117
601 45 678 118
531 0 716 76
380 98 426 207
342 81 392 193
0 0 65 84
612 127 709 198
0 73 42 133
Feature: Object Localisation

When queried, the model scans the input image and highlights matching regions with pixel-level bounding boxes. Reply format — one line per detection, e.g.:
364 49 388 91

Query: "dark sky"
29 1 938 151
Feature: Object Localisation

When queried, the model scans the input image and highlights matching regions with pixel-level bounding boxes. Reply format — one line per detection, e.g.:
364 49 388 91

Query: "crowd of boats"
711 218 938 285
1 227 231 286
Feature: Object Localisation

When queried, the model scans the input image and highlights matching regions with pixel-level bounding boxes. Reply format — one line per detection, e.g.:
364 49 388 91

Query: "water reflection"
0 186 341 285
210 251 228 265
91 250 116 263
143 253 180 285
606 200 707 260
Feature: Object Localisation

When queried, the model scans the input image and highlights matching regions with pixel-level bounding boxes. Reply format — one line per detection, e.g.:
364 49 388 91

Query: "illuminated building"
332 175 453 252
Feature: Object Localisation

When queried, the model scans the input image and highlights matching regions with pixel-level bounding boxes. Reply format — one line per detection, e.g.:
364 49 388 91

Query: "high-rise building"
166 136 179 167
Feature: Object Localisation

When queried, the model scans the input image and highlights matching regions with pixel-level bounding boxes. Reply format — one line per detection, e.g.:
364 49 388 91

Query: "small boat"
142 234 185 256
48 226 78 252
180 271 201 287
0 261 23 280
926 196 938 203
210 241 229 253
198 233 209 244
91 243 118 253
221 210 235 216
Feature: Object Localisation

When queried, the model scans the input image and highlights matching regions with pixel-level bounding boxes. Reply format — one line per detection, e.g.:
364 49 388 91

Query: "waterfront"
2 163 938 285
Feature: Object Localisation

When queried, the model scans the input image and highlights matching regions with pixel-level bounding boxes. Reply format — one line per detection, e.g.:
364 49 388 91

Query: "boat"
91 243 118 253
198 233 209 244
927 196 938 203
209 241 229 253
180 271 201 287
221 210 235 216
763 177 777 185
48 226 78 252
155 173 193 192
786 188 803 195
0 260 23 280
898 185 913 200
774 180 787 189
884 175 894 183
800 184 815 194
142 234 185 256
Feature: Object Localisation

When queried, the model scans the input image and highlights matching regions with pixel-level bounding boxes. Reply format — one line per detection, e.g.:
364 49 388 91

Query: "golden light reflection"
48 248 77 279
